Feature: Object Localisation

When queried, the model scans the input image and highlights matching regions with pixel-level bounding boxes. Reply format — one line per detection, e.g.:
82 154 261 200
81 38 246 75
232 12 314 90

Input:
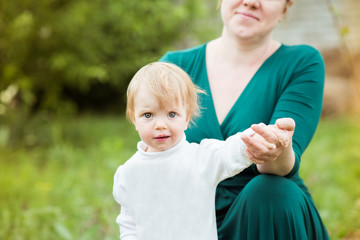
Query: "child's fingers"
241 132 275 151
250 123 278 147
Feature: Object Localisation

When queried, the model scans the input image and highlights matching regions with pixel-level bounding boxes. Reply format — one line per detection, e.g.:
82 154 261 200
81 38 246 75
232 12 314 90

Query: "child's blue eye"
168 112 177 118
143 113 152 118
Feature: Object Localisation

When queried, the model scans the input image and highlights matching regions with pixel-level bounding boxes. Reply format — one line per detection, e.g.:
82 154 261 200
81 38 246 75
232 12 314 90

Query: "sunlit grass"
0 114 359 239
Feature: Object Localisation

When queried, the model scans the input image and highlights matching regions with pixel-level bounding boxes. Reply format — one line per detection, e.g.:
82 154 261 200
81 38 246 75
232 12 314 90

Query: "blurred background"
0 0 359 239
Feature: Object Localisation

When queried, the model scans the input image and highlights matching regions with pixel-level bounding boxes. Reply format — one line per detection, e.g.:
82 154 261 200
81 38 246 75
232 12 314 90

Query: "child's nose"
154 118 167 130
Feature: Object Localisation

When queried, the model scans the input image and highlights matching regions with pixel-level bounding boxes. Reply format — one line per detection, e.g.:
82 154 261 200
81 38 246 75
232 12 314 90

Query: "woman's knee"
240 174 306 208
218 175 328 240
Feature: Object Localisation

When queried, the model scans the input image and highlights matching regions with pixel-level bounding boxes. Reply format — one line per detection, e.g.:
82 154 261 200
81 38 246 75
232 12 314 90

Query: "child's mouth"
155 135 169 142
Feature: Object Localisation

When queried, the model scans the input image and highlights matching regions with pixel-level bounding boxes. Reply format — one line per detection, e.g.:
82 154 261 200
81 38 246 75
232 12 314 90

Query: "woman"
160 0 329 239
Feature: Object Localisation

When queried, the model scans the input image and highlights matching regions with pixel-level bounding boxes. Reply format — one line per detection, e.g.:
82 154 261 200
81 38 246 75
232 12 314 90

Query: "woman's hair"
126 62 205 123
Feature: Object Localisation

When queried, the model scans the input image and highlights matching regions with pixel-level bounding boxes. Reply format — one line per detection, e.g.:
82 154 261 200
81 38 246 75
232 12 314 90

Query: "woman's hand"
241 118 296 176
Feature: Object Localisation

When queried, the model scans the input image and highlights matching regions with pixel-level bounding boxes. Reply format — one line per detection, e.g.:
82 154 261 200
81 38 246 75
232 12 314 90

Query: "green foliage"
0 115 359 239
0 0 221 145
0 0 207 112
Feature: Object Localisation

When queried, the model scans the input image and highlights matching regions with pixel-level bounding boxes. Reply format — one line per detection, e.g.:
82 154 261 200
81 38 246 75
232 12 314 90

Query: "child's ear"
131 117 137 130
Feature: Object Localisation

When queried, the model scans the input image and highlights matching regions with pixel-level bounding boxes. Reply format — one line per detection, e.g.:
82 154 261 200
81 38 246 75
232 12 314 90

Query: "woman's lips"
237 12 259 21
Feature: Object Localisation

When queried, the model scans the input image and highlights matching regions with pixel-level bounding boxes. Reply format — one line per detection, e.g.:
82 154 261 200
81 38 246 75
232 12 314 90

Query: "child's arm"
113 166 138 240
196 121 291 186
196 129 255 184
116 207 137 240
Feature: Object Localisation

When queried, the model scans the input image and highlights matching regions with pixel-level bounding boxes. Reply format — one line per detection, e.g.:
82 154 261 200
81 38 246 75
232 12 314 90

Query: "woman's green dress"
160 43 329 239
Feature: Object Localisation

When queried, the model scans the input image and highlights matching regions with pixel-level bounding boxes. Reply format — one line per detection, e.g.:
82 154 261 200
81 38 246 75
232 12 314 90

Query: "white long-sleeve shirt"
113 130 254 240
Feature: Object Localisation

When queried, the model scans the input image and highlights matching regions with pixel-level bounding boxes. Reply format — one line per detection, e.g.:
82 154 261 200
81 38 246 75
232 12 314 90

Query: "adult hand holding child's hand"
241 118 296 175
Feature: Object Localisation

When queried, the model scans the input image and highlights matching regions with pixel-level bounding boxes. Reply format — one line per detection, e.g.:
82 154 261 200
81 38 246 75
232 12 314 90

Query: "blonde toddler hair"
126 62 205 124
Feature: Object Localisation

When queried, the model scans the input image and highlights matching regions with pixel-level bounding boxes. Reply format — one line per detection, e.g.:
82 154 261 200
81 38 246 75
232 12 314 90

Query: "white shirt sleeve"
113 166 138 240
197 129 254 185
113 166 124 205
116 207 138 240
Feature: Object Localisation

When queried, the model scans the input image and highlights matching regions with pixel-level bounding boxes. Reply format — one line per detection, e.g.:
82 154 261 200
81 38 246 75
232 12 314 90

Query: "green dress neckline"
200 43 285 138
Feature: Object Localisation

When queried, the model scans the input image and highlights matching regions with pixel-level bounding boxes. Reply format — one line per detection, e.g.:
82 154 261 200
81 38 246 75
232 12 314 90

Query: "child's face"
132 85 189 152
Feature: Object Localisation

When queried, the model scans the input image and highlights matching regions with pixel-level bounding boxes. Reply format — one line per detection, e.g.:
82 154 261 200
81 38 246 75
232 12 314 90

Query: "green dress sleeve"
268 45 325 177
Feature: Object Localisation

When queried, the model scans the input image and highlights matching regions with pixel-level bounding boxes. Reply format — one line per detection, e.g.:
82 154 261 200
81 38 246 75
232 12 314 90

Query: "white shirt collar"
137 133 188 159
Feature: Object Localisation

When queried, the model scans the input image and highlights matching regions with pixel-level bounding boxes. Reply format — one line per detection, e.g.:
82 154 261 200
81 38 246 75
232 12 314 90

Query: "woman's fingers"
251 121 293 147
275 118 295 132
245 148 266 164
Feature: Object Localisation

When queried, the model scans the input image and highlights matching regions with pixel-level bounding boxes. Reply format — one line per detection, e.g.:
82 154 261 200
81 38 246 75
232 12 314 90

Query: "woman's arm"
242 48 324 177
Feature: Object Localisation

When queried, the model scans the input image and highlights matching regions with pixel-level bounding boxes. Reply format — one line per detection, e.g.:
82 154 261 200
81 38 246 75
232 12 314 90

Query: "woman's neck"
212 33 280 67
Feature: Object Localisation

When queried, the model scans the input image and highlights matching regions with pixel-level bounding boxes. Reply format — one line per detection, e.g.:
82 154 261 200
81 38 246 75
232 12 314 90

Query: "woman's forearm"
256 143 295 176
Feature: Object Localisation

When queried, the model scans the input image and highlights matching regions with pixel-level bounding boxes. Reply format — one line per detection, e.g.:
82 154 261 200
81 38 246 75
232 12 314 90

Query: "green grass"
0 115 139 240
0 114 359 239
300 116 360 239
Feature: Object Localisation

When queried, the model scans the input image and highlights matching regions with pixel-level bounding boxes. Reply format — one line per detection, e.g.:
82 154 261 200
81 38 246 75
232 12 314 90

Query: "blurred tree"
0 0 206 111
325 0 360 115
0 0 215 145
